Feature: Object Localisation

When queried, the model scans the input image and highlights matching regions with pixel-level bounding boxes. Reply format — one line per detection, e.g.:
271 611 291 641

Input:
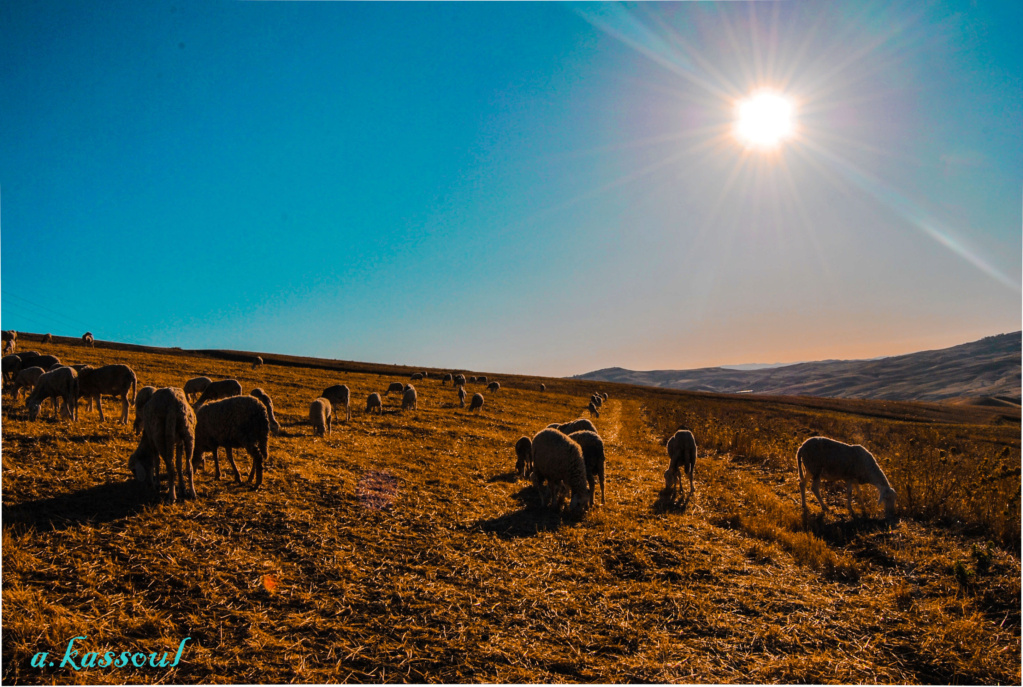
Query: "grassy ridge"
2 339 1019 684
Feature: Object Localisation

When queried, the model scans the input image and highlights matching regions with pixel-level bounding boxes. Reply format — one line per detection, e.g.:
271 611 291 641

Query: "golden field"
2 338 1020 684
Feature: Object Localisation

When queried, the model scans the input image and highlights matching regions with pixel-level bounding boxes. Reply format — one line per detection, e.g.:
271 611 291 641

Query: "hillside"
2 337 1020 684
574 331 1022 404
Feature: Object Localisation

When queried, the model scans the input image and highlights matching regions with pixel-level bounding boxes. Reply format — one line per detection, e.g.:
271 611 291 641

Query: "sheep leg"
162 447 178 503
799 474 809 528
96 396 105 422
810 476 829 515
687 463 695 500
182 435 196 499
599 472 605 505
120 394 129 424
846 482 856 518
225 447 243 483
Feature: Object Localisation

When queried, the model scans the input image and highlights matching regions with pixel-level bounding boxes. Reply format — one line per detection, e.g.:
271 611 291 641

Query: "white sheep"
665 430 697 499
469 392 484 413
366 392 383 414
487 381 500 393
453 374 466 387
11 366 45 400
82 331 94 347
321 384 351 422
797 436 897 525
477 376 488 385
252 356 263 370
193 395 270 488
77 364 137 424
2 330 17 355
249 388 281 435
183 376 213 403
193 379 243 409
569 430 606 506
133 385 158 434
128 387 196 502
587 401 600 418
386 381 405 396
26 366 79 421
309 397 332 436
469 376 477 384
410 372 424 381
442 373 453 386
553 418 597 436
457 386 466 408
401 384 418 411
514 436 533 478
529 428 590 513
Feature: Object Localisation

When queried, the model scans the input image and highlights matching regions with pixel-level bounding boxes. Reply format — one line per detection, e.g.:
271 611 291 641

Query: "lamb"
514 436 533 478
11 366 45 400
183 376 213 403
797 436 897 526
193 395 270 488
309 397 332 436
487 381 500 393
587 401 600 418
82 331 94 347
249 388 281 435
469 392 484 413
453 374 466 387
529 428 590 513
401 384 418 411
321 384 351 422
26 366 79 421
457 386 466 407
569 430 606 506
128 387 196 502
442 373 453 386
386 381 405 396
664 430 697 500
133 385 158 434
252 356 263 370
77 364 137 424
366 392 383 414
193 379 243 409
553 418 598 435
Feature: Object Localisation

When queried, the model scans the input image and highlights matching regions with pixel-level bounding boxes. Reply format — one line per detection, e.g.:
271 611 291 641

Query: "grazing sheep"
442 373 453 386
42 333 53 343
540 383 546 392
410 372 423 381
487 381 500 393
128 387 196 502
27 355 60 372
82 331 94 347
469 376 477 384
569 430 606 506
193 395 270 488
309 397 332 436
401 384 418 411
2 354 21 383
386 381 405 396
77 364 137 424
11 366 45 400
469 392 484 413
587 401 600 418
453 374 466 387
26 366 79 421
591 395 603 408
529 428 589 513
2 340 13 356
554 418 598 436
514 436 533 478
797 436 897 525
133 385 158 434
477 376 488 385
602 392 608 401
2 330 17 354
321 384 351 422
193 379 243 409
421 371 429 379
457 386 466 408
183 376 212 403
249 388 281 435
252 356 263 370
664 430 697 500
366 392 383 414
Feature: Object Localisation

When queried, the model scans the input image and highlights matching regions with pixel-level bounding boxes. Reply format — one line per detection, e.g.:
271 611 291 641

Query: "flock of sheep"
2 335 899 525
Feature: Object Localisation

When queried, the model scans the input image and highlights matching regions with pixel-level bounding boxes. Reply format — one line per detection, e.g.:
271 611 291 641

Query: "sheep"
587 401 600 418
457 386 466 407
569 430 606 506
554 418 598 435
26 366 79 421
421 371 429 379
366 392 383 414
128 387 196 502
386 381 405 396
469 392 484 413
469 376 477 384
252 356 263 370
309 397 332 436
514 436 533 478
2 354 21 383
133 385 158 434
401 384 418 411
2 339 13 356
442 373 453 386
797 436 897 525
529 428 590 513
183 376 213 403
2 330 17 354
193 395 270 488
540 383 546 392
410 372 423 381
77 364 137 424
487 381 500 393
11 366 45 400
477 376 488 385
26 355 60 372
249 388 281 435
321 384 351 422
42 333 53 344
82 331 94 347
664 430 697 500
602 392 608 401
453 374 466 387
591 394 603 407
193 379 242 409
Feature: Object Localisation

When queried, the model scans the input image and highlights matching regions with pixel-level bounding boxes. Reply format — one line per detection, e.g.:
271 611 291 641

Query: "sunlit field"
2 337 1019 684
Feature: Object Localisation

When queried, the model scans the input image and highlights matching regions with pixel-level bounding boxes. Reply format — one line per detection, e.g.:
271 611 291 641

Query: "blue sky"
2 1 1020 376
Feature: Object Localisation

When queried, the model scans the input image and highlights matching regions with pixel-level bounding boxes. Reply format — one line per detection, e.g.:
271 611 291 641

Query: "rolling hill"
574 331 1021 404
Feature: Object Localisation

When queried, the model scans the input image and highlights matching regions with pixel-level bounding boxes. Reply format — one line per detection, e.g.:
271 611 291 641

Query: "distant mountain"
573 332 1021 404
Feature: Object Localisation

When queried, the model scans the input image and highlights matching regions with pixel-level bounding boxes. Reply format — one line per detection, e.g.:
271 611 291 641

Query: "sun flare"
734 90 795 149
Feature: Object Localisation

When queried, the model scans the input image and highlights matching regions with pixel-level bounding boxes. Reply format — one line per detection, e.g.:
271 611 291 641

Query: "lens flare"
735 90 795 148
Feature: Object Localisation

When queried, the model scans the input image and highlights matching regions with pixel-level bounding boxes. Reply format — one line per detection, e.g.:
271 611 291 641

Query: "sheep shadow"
804 513 898 546
3 480 148 534
487 470 521 484
652 487 693 515
471 485 580 538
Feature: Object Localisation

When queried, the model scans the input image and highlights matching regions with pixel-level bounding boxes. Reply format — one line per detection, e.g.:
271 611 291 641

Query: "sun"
734 90 796 149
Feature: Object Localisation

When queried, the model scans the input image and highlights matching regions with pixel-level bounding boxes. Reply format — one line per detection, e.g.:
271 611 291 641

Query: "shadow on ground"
3 480 148 534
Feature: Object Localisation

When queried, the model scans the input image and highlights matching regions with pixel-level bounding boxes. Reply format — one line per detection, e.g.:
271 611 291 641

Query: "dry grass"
2 339 1019 684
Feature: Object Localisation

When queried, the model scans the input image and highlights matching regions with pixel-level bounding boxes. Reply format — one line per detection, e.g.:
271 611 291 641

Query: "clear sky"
2 1 1020 376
